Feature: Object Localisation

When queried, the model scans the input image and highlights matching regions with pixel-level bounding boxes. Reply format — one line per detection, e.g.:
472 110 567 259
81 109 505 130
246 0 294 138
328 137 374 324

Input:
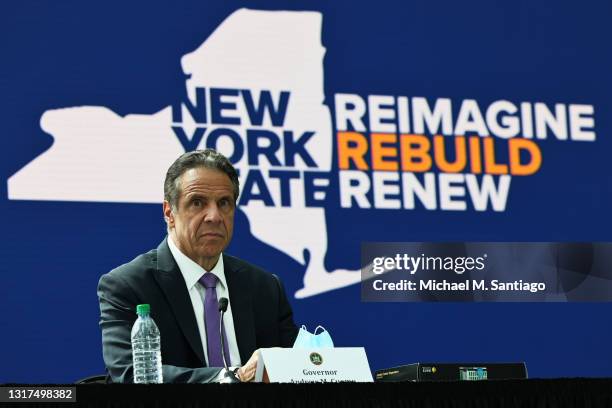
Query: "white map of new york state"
8 9 361 298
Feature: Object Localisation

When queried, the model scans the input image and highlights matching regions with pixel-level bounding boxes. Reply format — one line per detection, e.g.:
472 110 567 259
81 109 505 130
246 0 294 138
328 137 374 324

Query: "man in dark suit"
98 149 299 383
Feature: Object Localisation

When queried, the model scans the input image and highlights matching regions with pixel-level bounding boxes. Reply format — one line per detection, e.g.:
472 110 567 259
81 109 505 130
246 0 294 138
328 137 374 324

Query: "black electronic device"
375 362 527 382
217 297 239 384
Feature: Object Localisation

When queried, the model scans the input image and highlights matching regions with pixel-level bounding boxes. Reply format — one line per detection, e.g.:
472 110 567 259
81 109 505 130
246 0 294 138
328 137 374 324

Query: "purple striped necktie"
199 272 230 367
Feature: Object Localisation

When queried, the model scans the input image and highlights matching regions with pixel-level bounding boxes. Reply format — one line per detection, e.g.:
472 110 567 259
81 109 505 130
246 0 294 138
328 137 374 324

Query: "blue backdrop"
1 0 611 382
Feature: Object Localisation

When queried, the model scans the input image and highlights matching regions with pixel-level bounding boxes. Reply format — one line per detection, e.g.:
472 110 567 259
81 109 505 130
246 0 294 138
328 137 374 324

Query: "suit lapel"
224 254 256 365
152 238 206 365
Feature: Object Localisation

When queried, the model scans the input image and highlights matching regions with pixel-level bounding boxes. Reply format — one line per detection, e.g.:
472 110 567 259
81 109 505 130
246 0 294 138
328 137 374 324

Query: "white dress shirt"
167 237 241 367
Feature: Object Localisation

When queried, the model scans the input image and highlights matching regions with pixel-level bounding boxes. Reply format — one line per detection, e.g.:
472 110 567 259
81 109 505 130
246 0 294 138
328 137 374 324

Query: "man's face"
163 167 235 268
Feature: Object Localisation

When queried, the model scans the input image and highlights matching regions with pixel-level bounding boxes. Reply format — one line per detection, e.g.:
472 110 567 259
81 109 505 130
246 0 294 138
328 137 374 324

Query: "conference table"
5 378 611 407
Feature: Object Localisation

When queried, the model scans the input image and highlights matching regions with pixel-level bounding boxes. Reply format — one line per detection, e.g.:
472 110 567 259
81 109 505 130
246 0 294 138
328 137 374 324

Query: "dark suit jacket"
97 238 298 383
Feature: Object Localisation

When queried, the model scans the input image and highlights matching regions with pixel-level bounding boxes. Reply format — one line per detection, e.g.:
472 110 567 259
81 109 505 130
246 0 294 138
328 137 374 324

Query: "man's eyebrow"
185 193 205 200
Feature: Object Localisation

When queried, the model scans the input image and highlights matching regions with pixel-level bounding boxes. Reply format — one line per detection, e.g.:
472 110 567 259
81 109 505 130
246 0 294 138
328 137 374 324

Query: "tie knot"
199 272 219 289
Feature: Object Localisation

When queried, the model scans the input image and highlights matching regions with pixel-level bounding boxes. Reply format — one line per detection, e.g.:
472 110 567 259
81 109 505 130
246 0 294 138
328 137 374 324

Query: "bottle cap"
136 304 150 316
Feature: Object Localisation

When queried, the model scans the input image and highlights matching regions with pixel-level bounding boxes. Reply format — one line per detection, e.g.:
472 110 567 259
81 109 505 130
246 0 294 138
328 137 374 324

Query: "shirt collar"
167 235 227 291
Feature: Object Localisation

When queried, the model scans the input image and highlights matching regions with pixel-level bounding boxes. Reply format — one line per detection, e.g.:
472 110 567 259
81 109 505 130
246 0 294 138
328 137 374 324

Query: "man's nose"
204 203 222 223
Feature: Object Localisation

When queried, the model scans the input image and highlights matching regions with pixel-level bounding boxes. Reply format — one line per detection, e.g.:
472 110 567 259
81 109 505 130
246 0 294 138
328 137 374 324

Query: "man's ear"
163 200 174 228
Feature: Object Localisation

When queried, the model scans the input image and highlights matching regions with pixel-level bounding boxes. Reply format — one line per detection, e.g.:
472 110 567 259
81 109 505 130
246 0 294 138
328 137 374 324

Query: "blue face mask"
293 325 335 349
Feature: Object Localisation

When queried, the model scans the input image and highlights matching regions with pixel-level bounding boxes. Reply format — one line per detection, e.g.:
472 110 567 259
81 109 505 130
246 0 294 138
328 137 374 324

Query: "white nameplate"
255 347 373 383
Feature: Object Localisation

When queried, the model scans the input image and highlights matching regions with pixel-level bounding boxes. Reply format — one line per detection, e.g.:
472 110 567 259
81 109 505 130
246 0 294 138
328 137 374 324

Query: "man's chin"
190 249 224 270
196 246 225 259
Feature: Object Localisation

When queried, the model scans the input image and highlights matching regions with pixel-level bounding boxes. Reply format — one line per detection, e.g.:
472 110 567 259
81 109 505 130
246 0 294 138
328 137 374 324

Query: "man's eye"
219 199 231 208
192 199 202 207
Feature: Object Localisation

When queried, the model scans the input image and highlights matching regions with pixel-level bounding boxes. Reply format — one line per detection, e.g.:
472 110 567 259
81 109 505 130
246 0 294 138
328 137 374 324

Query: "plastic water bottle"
131 304 163 383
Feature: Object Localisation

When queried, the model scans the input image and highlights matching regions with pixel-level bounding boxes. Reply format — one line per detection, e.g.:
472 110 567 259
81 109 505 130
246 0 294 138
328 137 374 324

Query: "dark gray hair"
164 149 240 210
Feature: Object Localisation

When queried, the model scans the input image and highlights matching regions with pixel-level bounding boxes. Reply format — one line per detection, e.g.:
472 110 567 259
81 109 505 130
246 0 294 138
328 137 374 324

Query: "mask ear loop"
314 325 327 335
301 325 308 331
